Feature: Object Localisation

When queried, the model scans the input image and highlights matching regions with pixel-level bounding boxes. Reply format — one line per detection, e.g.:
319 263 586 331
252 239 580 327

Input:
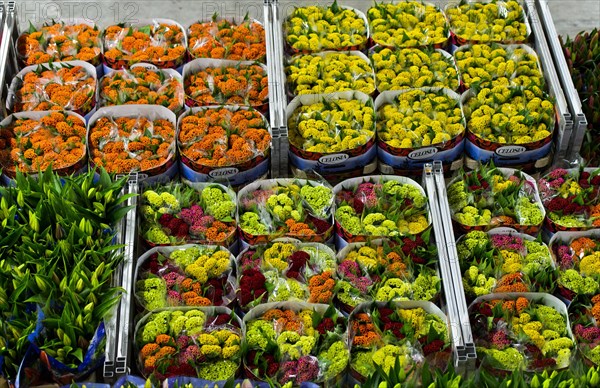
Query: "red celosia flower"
422 339 445 355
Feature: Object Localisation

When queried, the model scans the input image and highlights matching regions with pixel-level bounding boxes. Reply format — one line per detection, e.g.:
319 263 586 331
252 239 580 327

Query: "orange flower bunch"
140 335 176 370
591 295 600 322
0 111 85 173
17 22 101 66
188 17 266 61
263 309 302 332
180 277 212 306
89 116 175 173
285 219 316 236
100 67 183 112
205 221 234 241
495 273 529 293
15 65 96 114
185 64 268 107
351 313 381 348
592 205 600 227
179 108 270 167
103 23 186 66
570 237 598 256
308 271 335 303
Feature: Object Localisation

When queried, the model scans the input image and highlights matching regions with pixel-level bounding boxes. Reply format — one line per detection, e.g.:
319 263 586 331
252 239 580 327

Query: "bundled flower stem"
16 21 102 66
188 15 266 61
0 111 86 175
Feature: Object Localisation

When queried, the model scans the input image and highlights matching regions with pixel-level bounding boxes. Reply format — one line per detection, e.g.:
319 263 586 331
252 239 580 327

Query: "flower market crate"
538 167 600 234
187 16 266 62
177 105 271 188
335 237 442 314
549 230 600 304
134 306 243 380
15 18 103 74
134 244 237 312
139 181 237 249
282 3 370 54
6 60 98 121
236 238 337 313
569 296 600 367
453 43 544 91
286 91 377 182
87 105 178 184
285 51 376 100
97 63 185 115
444 0 532 45
236 178 335 247
163 377 269 388
374 88 466 174
370 46 461 93
461 86 556 167
242 301 349 386
103 18 187 73
347 301 453 384
468 293 575 373
333 175 432 249
447 166 546 235
0 110 87 183
457 227 557 303
366 1 451 49
183 58 269 112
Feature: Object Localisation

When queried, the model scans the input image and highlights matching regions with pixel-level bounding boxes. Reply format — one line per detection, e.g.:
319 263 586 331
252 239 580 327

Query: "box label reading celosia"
318 154 350 165
408 147 439 160
495 145 527 156
208 168 240 179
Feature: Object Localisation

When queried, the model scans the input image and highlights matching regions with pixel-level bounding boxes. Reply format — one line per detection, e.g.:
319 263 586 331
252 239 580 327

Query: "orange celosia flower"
17 22 101 66
592 302 600 323
179 107 271 168
15 65 96 114
144 355 157 369
570 237 597 256
140 343 160 358
100 67 183 112
308 271 335 303
185 64 268 107
188 18 266 61
154 346 176 358
156 334 174 345
516 297 529 314
89 116 175 174
285 219 316 235
103 23 186 67
0 111 85 173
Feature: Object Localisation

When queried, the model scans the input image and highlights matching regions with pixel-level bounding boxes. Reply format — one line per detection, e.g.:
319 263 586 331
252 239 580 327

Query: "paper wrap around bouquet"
87 105 178 184
286 91 377 179
97 63 185 115
347 301 452 383
103 18 188 74
538 167 600 234
461 88 555 166
445 0 532 46
177 105 271 188
333 175 432 249
134 244 237 312
15 306 106 386
16 18 104 74
468 292 575 373
0 110 88 183
375 88 466 173
448 167 546 235
548 230 600 304
283 5 370 55
183 58 269 112
7 60 98 121
236 178 335 246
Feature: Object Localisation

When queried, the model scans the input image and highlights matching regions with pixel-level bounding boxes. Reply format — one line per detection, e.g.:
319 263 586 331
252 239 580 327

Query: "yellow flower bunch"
288 97 375 153
185 250 231 282
264 242 296 272
285 2 367 52
346 246 379 269
367 1 448 47
372 47 459 91
286 52 376 96
455 44 544 90
447 0 529 43
378 89 465 148
464 86 554 144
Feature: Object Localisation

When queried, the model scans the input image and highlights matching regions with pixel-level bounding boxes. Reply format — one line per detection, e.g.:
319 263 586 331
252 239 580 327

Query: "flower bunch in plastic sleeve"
449 165 544 229
141 182 236 245
570 296 600 366
538 167 600 229
136 246 234 310
243 306 348 384
335 179 429 238
551 235 600 300
470 297 574 371
458 230 556 300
